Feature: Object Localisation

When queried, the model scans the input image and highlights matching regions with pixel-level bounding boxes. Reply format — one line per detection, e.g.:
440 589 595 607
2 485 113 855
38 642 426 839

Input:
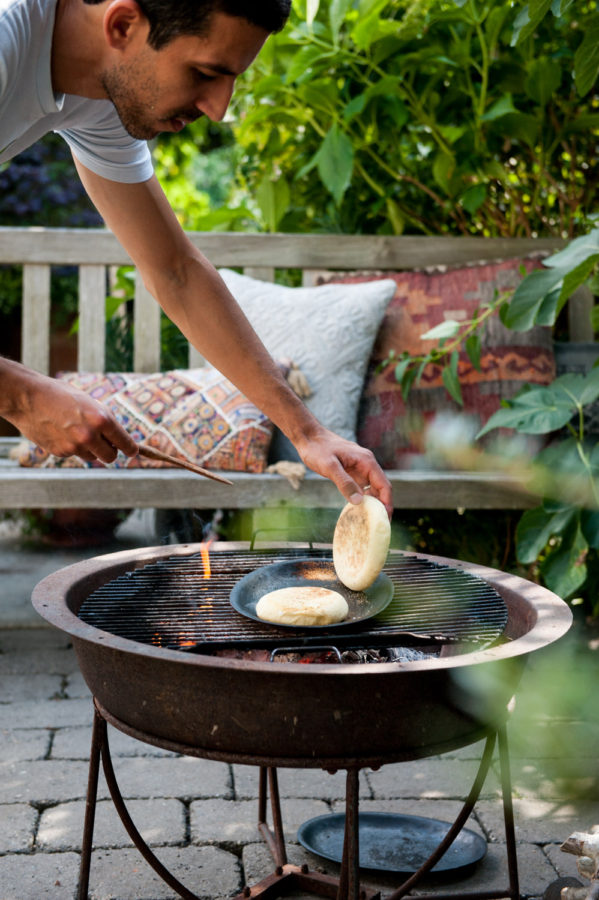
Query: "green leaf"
432 151 456 197
461 184 487 215
560 255 599 307
535 286 562 326
306 0 320 26
315 128 354 205
540 516 588 599
343 93 367 122
581 509 599 549
578 366 599 407
314 124 354 206
329 0 353 41
401 364 420 401
512 0 553 45
525 58 562 106
393 356 412 385
105 295 127 321
544 229 599 270
285 46 330 84
574 14 599 97
438 124 467 145
503 267 565 331
420 319 461 341
477 385 576 437
493 112 539 147
480 94 517 121
485 6 511 48
511 6 532 46
255 175 290 231
363 75 403 100
529 0 553 15
351 2 398 50
465 333 482 371
564 113 599 134
442 351 463 405
386 197 405 235
516 505 576 564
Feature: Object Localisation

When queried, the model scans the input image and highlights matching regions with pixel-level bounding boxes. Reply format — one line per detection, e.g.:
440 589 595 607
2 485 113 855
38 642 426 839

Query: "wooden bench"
0 227 590 514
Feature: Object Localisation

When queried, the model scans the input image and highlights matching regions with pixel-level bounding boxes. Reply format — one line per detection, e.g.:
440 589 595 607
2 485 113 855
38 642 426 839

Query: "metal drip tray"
297 812 487 874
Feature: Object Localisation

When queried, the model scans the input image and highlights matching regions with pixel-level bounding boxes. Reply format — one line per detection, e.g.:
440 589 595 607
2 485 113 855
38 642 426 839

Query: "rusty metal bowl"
32 543 572 767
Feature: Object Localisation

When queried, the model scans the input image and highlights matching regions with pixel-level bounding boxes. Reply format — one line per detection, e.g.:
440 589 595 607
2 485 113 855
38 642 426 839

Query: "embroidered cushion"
315 258 556 466
18 367 273 472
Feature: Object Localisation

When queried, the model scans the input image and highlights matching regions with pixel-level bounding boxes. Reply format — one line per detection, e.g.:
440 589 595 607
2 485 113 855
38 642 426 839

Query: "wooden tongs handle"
138 443 234 485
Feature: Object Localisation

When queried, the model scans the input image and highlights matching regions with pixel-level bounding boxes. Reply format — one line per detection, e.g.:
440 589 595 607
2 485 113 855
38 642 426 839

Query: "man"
0 0 392 514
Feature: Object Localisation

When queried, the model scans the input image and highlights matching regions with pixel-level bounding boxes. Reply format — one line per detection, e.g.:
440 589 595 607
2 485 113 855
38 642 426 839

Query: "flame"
199 540 213 579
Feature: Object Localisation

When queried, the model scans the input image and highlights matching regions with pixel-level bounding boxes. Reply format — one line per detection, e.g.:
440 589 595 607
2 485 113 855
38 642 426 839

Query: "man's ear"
103 0 148 50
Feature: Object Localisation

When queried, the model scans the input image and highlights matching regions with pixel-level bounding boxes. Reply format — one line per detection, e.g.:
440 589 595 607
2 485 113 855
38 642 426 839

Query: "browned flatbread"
256 586 349 626
333 495 390 591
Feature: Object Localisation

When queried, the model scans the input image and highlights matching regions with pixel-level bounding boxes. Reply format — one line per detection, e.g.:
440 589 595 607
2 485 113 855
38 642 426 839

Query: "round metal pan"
297 811 487 873
229 558 394 629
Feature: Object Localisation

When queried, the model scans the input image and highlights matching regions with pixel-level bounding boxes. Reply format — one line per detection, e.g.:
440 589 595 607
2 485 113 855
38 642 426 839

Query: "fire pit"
32 542 572 900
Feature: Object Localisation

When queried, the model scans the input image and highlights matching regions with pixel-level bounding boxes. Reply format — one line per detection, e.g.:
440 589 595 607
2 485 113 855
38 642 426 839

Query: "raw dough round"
255 586 349 626
333 495 390 591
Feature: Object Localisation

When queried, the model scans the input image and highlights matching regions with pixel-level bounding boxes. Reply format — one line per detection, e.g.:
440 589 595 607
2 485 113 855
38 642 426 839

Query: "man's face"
101 12 269 140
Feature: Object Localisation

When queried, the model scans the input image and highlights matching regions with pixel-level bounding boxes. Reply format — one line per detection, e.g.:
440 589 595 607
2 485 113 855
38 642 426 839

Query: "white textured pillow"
219 268 396 460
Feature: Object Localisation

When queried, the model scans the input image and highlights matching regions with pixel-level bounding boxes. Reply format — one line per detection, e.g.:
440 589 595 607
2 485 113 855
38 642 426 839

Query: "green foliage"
388 220 599 612
97 265 189 371
222 0 599 236
152 119 257 231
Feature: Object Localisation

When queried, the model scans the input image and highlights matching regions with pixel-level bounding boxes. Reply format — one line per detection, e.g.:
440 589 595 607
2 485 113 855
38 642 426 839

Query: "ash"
342 647 438 664
211 647 439 664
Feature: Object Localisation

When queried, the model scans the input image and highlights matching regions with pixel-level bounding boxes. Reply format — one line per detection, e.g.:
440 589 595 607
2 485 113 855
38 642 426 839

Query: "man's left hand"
295 428 393 517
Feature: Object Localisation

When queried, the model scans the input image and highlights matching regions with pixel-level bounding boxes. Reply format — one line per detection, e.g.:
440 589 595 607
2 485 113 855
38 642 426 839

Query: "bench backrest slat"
21 263 51 374
134 275 161 373
78 264 107 371
1 227 585 377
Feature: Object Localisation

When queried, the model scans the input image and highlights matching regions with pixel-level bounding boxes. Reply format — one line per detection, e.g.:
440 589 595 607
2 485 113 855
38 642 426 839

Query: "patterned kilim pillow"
315 258 556 467
18 367 274 472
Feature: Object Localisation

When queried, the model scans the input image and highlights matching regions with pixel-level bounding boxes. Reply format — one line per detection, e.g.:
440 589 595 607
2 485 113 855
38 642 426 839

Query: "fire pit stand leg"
248 764 380 900
78 702 204 900
498 722 520 900
337 767 361 900
384 725 520 900
78 706 105 900
258 767 288 866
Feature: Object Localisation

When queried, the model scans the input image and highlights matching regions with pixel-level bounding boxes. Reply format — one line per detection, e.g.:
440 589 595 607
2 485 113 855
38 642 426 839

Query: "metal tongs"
138 443 233 485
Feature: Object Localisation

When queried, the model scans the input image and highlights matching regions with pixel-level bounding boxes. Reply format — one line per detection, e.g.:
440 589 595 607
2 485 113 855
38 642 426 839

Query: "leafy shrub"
223 0 599 237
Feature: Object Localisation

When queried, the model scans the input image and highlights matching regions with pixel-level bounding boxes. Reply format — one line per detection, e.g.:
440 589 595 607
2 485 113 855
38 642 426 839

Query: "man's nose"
196 78 235 121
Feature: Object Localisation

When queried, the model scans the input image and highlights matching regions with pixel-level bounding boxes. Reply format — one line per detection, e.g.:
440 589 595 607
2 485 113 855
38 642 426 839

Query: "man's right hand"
0 359 138 464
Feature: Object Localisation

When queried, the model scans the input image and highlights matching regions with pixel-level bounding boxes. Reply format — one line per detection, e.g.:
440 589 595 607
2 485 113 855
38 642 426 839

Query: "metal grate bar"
78 550 508 653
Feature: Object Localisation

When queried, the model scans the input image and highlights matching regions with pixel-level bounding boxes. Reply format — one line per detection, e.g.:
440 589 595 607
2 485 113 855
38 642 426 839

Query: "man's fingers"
326 457 369 508
365 468 393 517
100 416 139 458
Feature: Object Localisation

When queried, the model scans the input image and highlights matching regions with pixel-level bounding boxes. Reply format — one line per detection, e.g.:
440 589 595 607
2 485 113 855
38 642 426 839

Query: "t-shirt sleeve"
57 104 154 184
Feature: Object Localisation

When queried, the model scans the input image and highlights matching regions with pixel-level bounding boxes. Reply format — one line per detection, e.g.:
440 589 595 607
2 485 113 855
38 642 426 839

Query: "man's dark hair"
83 0 291 49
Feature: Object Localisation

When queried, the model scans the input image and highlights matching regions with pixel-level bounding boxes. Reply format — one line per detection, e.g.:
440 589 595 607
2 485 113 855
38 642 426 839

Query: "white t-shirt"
0 0 154 183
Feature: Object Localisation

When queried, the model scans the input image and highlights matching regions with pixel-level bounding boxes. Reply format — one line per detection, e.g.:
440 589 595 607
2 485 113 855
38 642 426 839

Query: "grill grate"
77 549 508 654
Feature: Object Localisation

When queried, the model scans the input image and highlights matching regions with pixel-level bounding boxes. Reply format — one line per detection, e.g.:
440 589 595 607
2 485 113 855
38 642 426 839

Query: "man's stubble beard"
100 63 161 141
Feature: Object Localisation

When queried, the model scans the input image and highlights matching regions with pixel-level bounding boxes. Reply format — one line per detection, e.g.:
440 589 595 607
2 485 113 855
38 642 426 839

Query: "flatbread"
333 495 390 591
256 586 349 626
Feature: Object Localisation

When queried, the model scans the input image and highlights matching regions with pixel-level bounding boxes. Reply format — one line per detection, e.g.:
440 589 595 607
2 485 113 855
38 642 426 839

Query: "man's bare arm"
74 162 393 513
0 357 138 462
